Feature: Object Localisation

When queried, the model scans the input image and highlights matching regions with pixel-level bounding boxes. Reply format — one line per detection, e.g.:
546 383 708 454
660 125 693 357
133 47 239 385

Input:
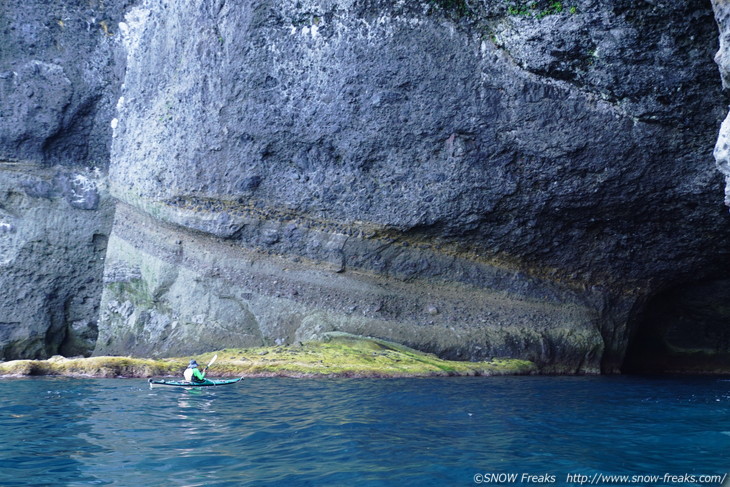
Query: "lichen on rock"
0 333 536 378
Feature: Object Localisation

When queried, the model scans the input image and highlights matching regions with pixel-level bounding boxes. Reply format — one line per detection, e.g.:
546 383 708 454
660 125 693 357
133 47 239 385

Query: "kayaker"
183 359 207 383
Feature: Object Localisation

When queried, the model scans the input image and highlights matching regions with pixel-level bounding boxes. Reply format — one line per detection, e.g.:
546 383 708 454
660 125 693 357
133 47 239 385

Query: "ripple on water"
0 376 728 486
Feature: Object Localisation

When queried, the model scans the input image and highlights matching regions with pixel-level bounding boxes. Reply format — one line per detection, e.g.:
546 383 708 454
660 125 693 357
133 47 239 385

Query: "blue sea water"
0 375 728 486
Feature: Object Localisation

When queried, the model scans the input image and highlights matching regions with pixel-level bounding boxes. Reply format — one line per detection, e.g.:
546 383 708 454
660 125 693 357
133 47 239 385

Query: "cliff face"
0 1 133 358
91 0 730 373
3 0 730 372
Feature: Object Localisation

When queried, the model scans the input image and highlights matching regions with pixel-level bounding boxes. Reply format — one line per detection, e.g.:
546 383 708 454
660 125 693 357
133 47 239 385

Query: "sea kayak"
148 377 244 389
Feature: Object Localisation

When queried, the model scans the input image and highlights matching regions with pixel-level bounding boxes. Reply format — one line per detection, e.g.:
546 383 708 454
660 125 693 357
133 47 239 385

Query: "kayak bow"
148 377 244 389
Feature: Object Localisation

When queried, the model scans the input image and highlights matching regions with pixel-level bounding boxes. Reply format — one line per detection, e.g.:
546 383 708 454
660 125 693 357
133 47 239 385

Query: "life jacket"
184 367 205 383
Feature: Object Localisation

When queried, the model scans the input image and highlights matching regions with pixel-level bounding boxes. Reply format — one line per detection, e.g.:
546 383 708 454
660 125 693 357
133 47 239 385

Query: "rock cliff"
95 0 730 373
0 1 133 358
3 0 730 373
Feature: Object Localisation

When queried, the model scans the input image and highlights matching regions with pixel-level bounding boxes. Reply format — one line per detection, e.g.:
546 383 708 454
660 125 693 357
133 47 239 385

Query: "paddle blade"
207 354 218 369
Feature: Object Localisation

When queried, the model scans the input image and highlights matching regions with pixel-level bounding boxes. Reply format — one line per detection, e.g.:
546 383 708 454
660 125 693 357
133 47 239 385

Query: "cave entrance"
621 279 730 374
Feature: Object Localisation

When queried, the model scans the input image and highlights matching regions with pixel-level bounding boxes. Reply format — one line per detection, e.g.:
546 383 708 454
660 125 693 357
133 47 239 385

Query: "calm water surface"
0 375 728 486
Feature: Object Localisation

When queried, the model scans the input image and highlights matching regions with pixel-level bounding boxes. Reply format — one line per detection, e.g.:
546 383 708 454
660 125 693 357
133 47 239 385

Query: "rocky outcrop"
93 0 730 373
96 202 602 371
0 1 133 358
0 164 112 358
713 0 730 205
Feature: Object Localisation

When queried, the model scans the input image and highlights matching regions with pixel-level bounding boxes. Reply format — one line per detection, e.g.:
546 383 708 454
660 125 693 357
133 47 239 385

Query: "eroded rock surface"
95 0 730 373
3 0 730 371
0 1 133 358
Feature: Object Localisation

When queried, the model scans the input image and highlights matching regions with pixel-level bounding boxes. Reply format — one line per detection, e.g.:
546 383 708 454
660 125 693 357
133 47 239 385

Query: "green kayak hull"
148 377 244 388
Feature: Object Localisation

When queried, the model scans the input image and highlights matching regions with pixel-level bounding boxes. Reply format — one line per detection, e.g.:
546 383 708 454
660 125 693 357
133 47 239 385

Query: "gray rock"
0 0 132 359
4 0 730 373
0 164 113 359
96 0 730 372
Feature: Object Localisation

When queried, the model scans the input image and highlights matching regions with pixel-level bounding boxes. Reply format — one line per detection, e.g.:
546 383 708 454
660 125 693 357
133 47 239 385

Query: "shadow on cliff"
622 278 730 374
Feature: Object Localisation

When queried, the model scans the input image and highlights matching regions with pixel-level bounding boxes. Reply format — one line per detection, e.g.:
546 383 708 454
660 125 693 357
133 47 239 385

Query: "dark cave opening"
621 279 730 374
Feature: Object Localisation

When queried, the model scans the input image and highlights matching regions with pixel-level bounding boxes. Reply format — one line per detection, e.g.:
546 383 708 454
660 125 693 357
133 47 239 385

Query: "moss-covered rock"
0 355 184 378
0 333 535 378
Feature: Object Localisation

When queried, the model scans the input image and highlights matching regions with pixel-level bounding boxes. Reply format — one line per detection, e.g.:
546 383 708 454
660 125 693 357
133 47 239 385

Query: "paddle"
205 354 217 375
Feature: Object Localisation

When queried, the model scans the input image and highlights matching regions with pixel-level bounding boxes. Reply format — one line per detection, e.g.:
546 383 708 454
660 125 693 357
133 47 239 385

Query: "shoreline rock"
0 333 536 379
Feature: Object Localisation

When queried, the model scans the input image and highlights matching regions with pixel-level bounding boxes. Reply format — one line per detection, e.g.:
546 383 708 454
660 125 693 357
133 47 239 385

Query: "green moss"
107 279 154 309
0 356 184 378
189 333 535 378
0 333 535 378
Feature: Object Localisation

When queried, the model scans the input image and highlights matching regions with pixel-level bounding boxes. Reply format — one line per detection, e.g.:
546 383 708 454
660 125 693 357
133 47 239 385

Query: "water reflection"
0 377 104 485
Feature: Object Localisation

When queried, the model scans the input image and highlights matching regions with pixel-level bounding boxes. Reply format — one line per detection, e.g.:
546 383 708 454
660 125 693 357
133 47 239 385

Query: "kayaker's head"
188 359 199 369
